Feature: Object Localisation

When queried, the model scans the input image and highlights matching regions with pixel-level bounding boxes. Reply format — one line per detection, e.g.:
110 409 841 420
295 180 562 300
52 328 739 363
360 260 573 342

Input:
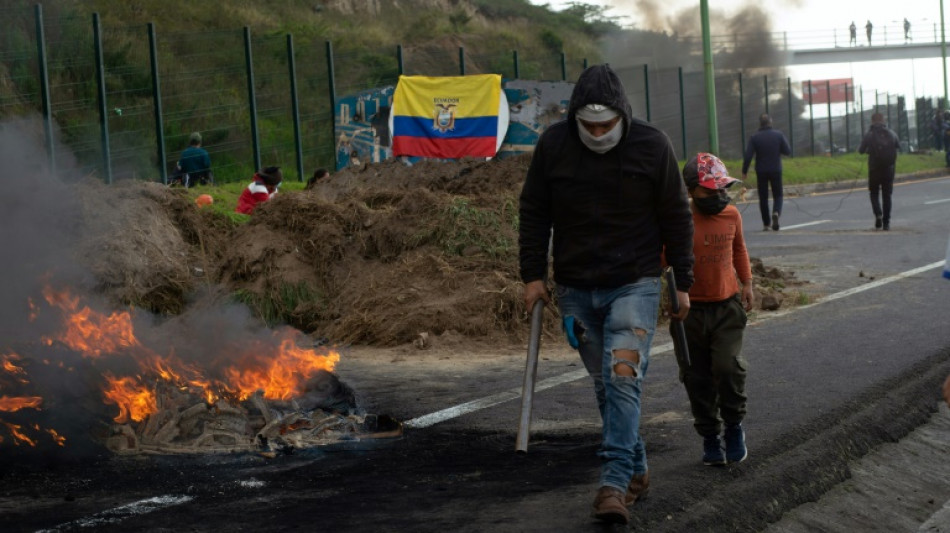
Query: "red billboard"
801 78 854 105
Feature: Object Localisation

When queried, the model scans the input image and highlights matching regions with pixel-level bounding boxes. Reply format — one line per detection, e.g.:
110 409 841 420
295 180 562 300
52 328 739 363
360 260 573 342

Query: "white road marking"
924 198 950 205
37 495 193 531
406 260 946 429
779 220 832 230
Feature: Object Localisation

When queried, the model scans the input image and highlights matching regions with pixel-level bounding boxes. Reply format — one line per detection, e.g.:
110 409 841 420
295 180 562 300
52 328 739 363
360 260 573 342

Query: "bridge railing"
704 20 943 51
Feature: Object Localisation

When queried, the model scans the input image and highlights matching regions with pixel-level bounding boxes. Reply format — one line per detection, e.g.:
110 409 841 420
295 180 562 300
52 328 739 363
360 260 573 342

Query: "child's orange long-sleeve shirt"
688 204 752 302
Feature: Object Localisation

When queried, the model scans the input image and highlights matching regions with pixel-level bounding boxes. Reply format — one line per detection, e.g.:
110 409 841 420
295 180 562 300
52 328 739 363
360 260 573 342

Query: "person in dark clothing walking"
849 21 857 46
858 113 900 230
866 20 873 46
742 114 791 231
519 64 695 525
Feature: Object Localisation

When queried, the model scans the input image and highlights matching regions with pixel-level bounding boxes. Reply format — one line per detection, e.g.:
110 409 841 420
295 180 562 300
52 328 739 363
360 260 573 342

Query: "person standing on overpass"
866 20 873 46
742 113 791 231
849 21 857 46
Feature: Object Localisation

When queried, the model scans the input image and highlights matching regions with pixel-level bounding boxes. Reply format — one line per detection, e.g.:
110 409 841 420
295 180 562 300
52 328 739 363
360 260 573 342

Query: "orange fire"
224 333 340 401
101 374 157 423
41 285 139 358
2 421 37 446
0 396 43 412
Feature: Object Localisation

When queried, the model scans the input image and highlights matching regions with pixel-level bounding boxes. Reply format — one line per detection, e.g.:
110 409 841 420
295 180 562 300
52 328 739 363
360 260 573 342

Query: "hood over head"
567 64 633 137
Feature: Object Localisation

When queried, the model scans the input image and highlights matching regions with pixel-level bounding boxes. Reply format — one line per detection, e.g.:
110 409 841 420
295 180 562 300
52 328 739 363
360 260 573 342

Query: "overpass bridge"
707 20 950 67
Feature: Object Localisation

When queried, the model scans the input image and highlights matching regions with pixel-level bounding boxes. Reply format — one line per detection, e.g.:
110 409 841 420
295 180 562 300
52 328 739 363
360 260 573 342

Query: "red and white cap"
684 152 739 190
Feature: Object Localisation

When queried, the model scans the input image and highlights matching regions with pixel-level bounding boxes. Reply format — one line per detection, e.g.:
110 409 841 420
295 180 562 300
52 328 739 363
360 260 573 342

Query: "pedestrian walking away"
671 153 754 467
849 21 857 46
741 113 791 231
866 20 873 46
904 18 911 43
858 113 900 231
519 63 695 526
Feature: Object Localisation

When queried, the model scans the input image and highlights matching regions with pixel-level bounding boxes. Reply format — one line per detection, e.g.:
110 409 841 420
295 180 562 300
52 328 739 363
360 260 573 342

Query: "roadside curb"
654 347 950 533
738 168 948 202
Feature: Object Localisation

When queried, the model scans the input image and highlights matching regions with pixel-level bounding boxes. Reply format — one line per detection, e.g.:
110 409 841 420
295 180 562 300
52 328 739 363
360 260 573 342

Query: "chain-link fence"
0 4 937 184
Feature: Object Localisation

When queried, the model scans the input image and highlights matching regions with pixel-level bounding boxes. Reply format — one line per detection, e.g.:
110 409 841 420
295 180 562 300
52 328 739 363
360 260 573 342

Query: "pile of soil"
75 156 808 348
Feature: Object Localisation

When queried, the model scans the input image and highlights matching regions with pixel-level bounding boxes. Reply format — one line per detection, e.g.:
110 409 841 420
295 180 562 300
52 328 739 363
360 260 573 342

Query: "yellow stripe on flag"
394 74 501 119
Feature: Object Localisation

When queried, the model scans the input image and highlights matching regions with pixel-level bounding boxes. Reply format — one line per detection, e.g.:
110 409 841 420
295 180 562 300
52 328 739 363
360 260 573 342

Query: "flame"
28 297 39 322
101 374 157 423
0 396 43 412
41 285 139 358
43 426 66 446
224 333 340 401
2 422 37 446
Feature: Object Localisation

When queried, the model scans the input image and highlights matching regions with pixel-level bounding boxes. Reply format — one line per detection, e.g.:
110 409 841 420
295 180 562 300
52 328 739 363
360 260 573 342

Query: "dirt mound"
76 180 230 314
72 155 809 348
216 154 537 346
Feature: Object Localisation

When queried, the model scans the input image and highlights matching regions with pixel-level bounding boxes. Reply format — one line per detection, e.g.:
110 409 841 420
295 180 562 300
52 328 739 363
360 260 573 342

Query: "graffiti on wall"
335 86 394 170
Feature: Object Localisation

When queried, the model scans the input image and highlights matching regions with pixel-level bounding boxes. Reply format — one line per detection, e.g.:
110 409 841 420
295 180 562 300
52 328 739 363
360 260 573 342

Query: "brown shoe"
625 470 650 505
591 486 629 524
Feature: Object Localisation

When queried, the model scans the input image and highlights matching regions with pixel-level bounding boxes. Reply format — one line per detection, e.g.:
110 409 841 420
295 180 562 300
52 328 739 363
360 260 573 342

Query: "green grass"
719 151 945 186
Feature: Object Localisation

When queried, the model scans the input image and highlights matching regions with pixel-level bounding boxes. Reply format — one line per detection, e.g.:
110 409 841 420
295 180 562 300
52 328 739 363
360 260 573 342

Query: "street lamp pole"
701 0 719 154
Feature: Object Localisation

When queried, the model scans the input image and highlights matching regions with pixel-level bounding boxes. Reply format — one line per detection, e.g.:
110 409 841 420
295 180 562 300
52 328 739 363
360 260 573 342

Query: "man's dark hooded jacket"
518 64 694 291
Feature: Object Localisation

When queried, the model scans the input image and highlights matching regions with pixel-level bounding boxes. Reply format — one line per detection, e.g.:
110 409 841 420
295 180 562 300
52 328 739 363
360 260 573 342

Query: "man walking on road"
519 64 695 526
858 112 900 231
742 113 791 231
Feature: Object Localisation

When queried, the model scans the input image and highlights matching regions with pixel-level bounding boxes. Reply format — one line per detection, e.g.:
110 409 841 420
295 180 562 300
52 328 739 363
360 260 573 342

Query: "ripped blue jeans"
556 277 660 492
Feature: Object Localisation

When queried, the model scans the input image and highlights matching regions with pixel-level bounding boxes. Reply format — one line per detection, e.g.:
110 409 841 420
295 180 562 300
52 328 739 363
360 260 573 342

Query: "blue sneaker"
702 435 726 466
724 423 748 463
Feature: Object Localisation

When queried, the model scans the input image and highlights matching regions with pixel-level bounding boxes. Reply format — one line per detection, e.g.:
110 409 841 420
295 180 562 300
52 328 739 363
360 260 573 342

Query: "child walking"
676 153 754 465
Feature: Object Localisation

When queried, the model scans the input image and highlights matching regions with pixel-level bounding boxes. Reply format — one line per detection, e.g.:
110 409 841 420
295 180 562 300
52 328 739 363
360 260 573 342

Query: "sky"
530 0 950 109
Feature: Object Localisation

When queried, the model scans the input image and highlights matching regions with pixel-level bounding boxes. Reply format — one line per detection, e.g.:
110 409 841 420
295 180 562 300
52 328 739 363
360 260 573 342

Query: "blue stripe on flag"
392 115 497 139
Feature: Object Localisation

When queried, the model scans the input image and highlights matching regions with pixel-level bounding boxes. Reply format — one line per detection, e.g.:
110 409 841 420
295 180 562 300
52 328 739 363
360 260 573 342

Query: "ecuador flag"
391 74 504 159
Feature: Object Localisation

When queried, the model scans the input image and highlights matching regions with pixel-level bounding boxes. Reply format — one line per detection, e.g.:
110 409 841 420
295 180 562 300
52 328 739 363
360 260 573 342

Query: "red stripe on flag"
392 136 497 159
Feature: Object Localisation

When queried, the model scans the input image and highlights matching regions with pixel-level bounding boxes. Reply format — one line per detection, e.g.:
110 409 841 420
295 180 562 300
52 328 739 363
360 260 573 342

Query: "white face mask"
576 118 624 154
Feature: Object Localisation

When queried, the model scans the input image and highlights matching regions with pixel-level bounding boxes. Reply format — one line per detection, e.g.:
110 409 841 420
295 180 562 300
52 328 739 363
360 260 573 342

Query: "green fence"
0 4 935 185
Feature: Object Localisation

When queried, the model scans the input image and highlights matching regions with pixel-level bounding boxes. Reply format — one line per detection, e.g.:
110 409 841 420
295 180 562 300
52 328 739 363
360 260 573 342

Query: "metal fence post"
738 72 745 153
148 23 167 184
93 13 112 184
397 44 404 76
459 47 465 75
326 41 337 170
244 27 261 171
787 77 794 156
845 83 851 152
764 74 769 116
34 4 55 175
808 80 815 156
643 64 650 122
860 86 866 135
826 80 833 154
287 34 303 182
679 67 687 158
513 50 519 79
561 52 567 81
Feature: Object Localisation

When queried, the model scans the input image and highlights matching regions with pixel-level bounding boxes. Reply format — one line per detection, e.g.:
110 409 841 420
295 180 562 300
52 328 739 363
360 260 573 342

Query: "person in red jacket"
676 152 754 467
235 166 282 215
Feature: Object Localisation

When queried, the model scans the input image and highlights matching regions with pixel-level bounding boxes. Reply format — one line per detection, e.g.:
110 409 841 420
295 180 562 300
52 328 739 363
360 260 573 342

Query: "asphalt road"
2 174 949 532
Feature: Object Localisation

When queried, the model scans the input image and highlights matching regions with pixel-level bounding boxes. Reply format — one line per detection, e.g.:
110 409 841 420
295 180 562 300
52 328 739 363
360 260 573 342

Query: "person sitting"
235 166 282 214
305 168 329 190
179 132 212 187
